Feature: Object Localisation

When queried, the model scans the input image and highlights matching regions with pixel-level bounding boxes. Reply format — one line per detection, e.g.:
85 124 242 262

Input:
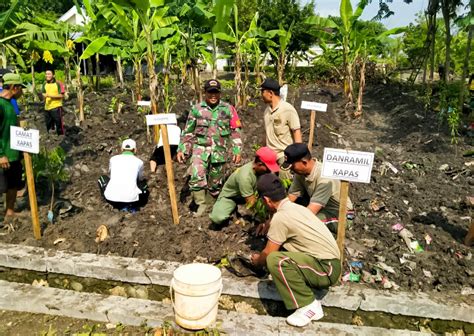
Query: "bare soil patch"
1 81 472 295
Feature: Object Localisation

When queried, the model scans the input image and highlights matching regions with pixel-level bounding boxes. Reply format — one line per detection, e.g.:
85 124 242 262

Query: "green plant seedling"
32 147 69 223
251 144 262 152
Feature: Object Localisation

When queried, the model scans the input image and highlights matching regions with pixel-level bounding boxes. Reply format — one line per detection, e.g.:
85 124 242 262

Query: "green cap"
2 73 26 88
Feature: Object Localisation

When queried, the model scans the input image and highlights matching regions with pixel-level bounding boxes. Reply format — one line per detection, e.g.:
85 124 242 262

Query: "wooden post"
20 120 41 239
159 124 179 225
308 110 316 149
336 181 349 264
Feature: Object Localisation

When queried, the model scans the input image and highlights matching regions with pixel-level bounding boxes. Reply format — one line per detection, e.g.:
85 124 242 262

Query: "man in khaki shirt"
285 143 355 233
250 173 341 328
261 78 302 180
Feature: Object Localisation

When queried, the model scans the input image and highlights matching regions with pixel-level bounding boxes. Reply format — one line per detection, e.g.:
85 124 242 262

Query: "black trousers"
45 107 65 135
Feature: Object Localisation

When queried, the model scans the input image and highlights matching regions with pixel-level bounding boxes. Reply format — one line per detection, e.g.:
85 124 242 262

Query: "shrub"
21 70 66 84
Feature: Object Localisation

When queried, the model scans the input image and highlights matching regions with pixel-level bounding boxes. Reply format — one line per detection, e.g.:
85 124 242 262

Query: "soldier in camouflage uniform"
177 79 242 216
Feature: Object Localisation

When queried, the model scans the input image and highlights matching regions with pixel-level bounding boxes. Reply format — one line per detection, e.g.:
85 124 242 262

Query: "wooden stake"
159 124 180 225
336 181 349 264
308 110 316 149
20 120 41 240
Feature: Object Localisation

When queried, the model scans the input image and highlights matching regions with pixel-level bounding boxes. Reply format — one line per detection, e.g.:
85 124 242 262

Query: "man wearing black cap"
260 78 302 180
284 143 355 233
250 173 341 328
177 79 242 216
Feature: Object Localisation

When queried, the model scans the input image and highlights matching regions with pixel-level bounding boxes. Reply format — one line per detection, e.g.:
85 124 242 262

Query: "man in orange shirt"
41 69 65 135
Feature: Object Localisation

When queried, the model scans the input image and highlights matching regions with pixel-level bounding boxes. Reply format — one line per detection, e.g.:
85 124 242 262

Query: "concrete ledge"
0 242 472 324
0 280 431 336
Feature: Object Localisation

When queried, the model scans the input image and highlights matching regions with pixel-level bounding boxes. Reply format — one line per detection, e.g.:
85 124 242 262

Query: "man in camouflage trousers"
177 79 242 216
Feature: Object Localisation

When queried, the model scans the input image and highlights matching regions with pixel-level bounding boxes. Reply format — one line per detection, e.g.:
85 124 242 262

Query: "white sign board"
10 126 39 154
321 148 374 183
301 101 328 112
137 100 151 107
146 113 177 126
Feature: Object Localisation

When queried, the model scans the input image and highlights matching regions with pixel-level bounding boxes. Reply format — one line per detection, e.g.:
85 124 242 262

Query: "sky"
308 0 467 29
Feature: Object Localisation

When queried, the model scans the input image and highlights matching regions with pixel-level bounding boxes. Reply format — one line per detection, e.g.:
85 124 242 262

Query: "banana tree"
353 27 406 117
0 0 62 69
306 0 369 103
75 0 115 91
97 2 147 100
215 9 261 107
267 22 294 86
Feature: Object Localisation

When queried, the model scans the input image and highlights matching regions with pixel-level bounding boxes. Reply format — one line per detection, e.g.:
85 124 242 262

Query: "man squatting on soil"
176 79 242 216
98 139 149 212
250 173 341 328
41 69 65 136
261 78 302 180
284 143 355 233
209 146 280 228
0 73 26 224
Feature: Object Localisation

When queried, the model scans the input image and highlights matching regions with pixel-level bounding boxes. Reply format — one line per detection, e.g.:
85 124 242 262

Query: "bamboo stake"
20 120 41 240
336 181 349 266
307 110 316 149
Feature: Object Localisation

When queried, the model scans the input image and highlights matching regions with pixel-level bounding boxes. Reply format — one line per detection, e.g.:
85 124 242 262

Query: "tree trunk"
191 65 202 103
342 38 353 103
212 34 218 79
254 53 262 87
86 58 94 89
0 46 6 68
116 56 124 89
134 59 142 102
76 66 84 123
30 62 38 102
346 62 354 104
422 58 428 84
64 56 71 94
242 54 249 108
355 59 366 117
459 25 473 113
234 50 242 107
277 52 285 85
441 1 452 83
95 53 100 91
180 63 187 85
429 14 437 82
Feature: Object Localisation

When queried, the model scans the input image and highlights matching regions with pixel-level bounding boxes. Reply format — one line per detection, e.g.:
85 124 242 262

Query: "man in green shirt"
209 147 279 228
0 73 26 222
250 173 341 327
284 143 355 233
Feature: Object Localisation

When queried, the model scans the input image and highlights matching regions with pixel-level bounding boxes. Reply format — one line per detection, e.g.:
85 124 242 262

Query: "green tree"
0 0 76 16
258 0 318 72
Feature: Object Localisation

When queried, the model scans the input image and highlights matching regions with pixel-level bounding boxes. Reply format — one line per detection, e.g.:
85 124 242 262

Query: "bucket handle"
170 279 223 322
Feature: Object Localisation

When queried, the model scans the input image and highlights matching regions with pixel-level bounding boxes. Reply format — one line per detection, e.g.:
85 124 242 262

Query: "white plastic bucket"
170 263 222 330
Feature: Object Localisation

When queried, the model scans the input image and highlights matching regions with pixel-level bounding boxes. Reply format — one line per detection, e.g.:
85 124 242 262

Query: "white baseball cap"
121 139 136 150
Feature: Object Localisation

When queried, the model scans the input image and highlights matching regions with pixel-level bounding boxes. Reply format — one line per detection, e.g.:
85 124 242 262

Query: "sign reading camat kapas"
10 126 39 154
321 148 374 183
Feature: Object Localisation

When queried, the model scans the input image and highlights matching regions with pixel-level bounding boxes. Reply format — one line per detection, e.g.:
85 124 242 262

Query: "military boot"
192 190 208 217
